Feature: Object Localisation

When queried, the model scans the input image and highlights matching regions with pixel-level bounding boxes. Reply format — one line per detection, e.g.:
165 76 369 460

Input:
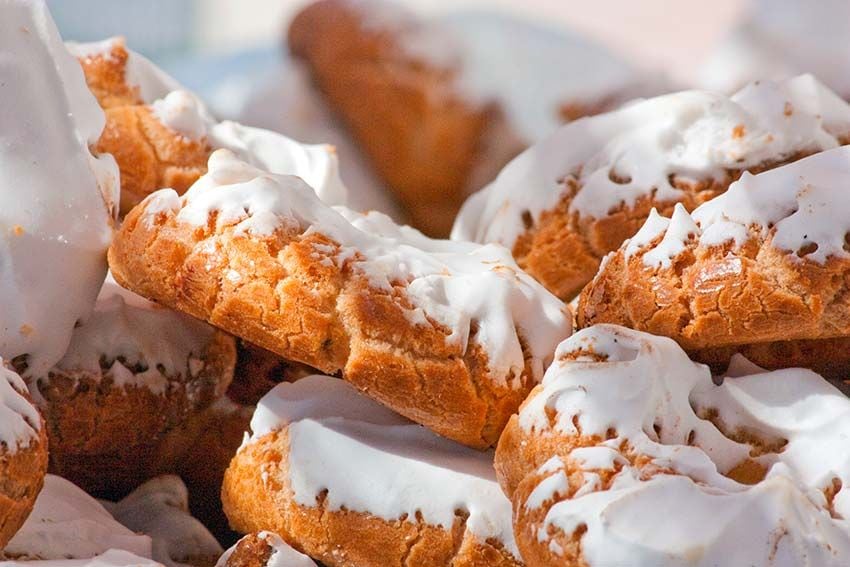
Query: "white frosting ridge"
451 75 850 247
101 476 222 567
4 475 153 561
0 1 119 375
625 145 850 266
0 362 40 452
216 532 316 567
32 274 215 399
518 324 850 566
143 150 570 386
249 375 519 558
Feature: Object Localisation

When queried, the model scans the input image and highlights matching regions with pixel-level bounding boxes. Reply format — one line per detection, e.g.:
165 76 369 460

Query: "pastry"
452 75 850 301
0 364 48 550
222 375 522 567
70 39 348 216
216 532 316 567
497 325 850 566
28 275 236 498
578 145 850 377
109 150 570 447
0 1 118 376
102 475 223 567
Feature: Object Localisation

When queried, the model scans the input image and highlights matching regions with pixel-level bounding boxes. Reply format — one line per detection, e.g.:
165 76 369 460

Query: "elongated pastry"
497 325 850 566
453 75 850 301
109 150 570 447
0 0 118 377
222 375 522 566
578 145 850 377
29 275 235 498
0 364 48 550
69 39 348 216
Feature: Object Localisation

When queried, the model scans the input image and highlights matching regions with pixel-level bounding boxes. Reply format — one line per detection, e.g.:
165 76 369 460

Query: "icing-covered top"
699 0 850 96
626 145 850 267
518 324 850 566
249 375 519 558
143 150 570 385
0 0 118 375
68 39 348 207
216 533 316 567
0 362 40 452
101 476 222 567
451 75 850 247
31 274 215 399
4 475 153 561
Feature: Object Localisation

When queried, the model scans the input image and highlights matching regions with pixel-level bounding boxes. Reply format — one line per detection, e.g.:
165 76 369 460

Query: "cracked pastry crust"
76 40 212 216
0 371 48 550
223 430 522 567
288 0 521 237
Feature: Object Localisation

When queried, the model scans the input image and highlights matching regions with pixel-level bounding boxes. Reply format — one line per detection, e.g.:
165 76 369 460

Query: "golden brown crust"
288 0 521 237
109 199 536 448
35 331 235 499
0 400 48 549
577 227 850 378
222 431 522 567
223 533 276 567
75 39 142 109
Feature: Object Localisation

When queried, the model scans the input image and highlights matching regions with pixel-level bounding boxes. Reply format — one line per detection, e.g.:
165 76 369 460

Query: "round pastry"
3 474 152 561
452 74 850 302
28 275 236 498
109 150 570 448
0 1 118 376
216 532 316 567
496 325 850 566
578 144 850 377
70 38 348 216
0 364 48 550
102 475 223 567
222 375 522 567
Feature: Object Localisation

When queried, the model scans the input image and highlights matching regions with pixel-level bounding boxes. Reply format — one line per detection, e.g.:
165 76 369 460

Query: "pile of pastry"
2 1 850 566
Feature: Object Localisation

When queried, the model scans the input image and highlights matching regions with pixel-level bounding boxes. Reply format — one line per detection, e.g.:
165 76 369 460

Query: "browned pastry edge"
222 431 523 567
577 225 850 378
222 533 276 567
109 197 537 448
36 331 236 499
75 37 142 109
513 151 823 303
288 0 521 237
0 401 48 549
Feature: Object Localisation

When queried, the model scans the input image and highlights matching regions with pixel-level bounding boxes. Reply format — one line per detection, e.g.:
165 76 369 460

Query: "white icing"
101 476 222 567
4 475 153 561
151 92 207 140
0 550 164 567
451 75 850 248
248 375 519 558
31 274 215 400
0 1 118 375
0 362 40 452
699 0 850 97
144 150 570 386
628 145 850 265
518 324 850 566
216 532 316 567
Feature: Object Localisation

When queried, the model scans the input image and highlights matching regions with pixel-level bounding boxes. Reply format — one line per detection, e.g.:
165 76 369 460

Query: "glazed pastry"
578 145 850 377
3 475 152 561
0 364 48 550
69 39 348 216
0 0 118 376
288 0 524 237
109 150 570 447
28 275 236 498
222 375 522 567
102 476 223 567
216 533 316 567
496 325 850 566
452 75 850 301
700 0 850 98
